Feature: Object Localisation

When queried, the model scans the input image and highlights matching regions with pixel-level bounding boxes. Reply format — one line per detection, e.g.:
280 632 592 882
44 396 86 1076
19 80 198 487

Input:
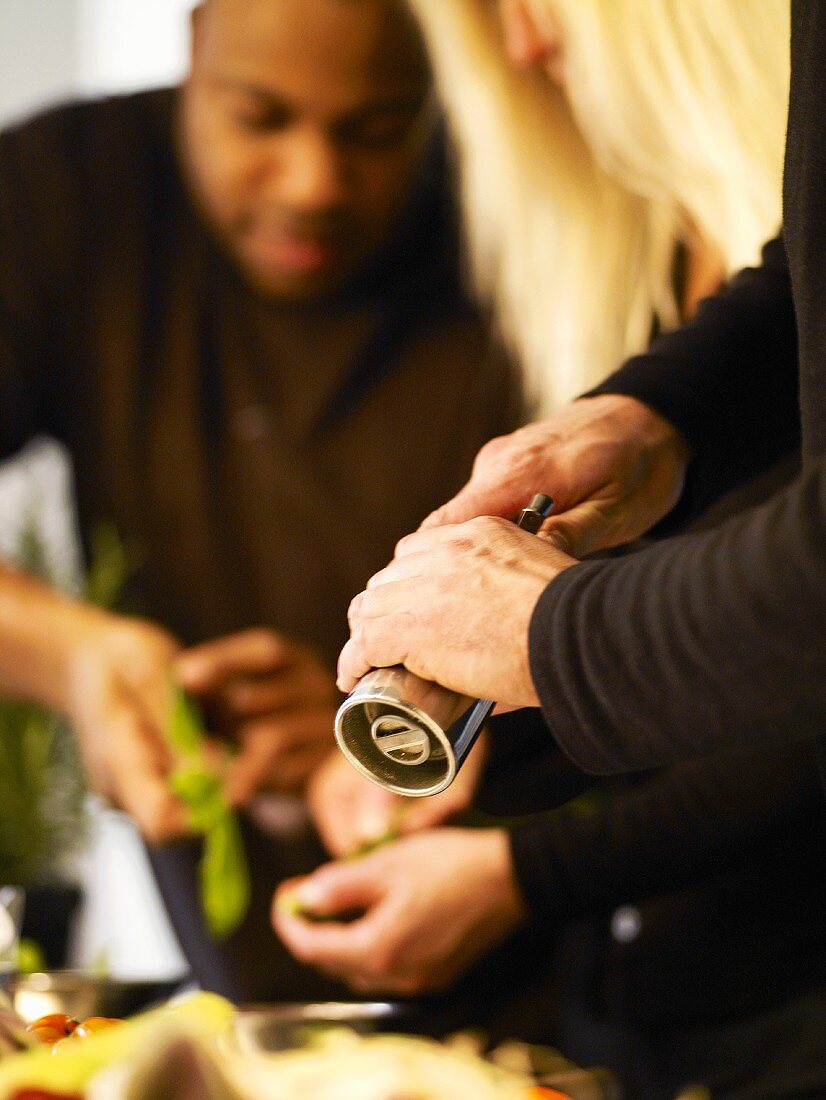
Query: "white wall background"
0 0 194 128
77 0 194 100
0 1 198 980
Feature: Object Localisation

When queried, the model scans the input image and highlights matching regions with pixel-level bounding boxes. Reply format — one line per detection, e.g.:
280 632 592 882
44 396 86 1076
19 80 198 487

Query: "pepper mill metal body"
334 494 554 796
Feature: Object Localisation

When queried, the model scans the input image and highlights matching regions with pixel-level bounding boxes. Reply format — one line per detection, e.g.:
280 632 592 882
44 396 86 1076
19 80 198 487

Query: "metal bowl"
230 1002 406 1054
8 970 182 1023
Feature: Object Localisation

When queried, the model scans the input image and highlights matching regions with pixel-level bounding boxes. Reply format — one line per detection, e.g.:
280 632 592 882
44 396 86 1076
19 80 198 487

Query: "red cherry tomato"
25 1014 79 1046
28 1025 66 1045
74 1016 122 1039
25 1014 78 1037
10 1091 82 1100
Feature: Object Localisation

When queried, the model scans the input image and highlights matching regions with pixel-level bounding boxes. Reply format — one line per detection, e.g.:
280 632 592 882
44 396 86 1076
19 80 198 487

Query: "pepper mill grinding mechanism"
334 493 555 797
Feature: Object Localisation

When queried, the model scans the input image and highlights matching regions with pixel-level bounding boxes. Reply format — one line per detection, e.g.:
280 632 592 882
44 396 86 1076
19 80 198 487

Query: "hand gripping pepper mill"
334 493 554 797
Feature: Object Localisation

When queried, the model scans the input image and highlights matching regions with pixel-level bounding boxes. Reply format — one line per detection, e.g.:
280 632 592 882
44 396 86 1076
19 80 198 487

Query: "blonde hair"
408 0 789 409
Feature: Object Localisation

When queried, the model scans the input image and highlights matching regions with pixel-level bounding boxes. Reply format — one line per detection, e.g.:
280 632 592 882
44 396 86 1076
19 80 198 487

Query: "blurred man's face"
179 0 432 298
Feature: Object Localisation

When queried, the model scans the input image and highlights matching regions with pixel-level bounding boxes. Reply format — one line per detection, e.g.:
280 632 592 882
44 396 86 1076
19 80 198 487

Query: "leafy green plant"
0 514 131 885
1 500 250 938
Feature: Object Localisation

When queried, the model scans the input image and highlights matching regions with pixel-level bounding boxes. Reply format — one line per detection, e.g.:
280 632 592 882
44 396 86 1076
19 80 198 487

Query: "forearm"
0 560 112 711
531 456 826 774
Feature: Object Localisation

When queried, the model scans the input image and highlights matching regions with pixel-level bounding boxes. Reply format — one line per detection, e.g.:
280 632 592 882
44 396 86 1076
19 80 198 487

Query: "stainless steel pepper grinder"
334 493 554 797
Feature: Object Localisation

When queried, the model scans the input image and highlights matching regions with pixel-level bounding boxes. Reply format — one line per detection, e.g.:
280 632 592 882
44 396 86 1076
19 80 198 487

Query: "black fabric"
529 1 826 778
506 739 826 1016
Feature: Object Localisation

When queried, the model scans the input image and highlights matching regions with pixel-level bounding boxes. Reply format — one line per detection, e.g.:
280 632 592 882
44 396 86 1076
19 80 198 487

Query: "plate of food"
0 992 613 1100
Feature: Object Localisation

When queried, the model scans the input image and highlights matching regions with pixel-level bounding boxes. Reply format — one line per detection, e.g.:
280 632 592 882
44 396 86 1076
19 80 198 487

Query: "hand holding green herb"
174 628 339 801
0 551 192 846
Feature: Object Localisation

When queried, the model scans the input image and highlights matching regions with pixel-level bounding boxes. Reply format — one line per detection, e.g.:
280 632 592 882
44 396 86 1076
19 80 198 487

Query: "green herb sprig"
167 686 251 940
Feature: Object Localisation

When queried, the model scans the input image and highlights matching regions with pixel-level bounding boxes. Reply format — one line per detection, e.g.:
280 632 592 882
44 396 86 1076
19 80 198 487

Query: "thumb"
349 790 407 848
174 645 221 694
284 860 382 919
541 498 619 558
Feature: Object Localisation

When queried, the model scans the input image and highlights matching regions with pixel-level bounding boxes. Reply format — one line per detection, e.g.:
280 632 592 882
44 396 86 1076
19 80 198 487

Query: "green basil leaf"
166 684 251 939
200 812 251 940
170 765 225 832
168 684 206 755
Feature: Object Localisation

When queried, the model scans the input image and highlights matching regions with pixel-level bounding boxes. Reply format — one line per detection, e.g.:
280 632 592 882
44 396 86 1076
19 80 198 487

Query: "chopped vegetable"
0 994 233 1095
71 1020 121 1041
14 941 46 977
9 1090 81 1099
346 826 399 860
276 891 363 925
25 1019 77 1047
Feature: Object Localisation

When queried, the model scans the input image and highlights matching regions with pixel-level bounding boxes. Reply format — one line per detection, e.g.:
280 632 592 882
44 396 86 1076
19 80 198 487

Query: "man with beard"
0 0 522 999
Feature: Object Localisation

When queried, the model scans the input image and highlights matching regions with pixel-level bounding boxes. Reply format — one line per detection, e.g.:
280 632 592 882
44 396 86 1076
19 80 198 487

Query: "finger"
286 860 382 917
277 889 414 985
307 754 402 856
357 548 446 606
261 741 334 796
225 712 337 802
541 497 619 558
271 874 308 920
337 613 416 693
397 785 471 833
273 866 386 968
349 577 423 627
175 629 291 692
233 707 337 757
419 480 519 530
219 667 337 718
391 523 465 563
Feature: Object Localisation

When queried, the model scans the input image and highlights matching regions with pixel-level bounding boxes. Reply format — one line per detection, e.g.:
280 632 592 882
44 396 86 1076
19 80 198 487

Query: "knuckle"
446 528 477 554
394 531 415 557
363 946 396 980
244 627 282 658
475 436 501 465
356 620 384 665
399 975 429 997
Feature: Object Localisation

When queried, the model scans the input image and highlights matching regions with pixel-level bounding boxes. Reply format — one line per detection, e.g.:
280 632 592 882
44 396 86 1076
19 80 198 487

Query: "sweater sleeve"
529 454 826 774
508 738 822 925
588 235 801 525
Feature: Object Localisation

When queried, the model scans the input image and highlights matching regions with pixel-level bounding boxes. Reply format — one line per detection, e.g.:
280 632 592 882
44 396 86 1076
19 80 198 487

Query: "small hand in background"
175 628 340 804
308 735 488 859
272 828 525 996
